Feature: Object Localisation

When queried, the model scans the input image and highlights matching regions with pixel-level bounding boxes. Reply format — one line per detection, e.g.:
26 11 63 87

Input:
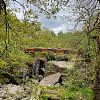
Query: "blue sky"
8 0 79 33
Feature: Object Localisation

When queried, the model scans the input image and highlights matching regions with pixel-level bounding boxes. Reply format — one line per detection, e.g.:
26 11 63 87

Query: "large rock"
49 61 75 69
0 84 24 100
44 61 75 76
0 82 40 100
39 73 62 86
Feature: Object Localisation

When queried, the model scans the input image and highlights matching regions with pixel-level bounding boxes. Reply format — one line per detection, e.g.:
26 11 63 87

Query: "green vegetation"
39 86 94 100
0 12 96 99
1 0 100 99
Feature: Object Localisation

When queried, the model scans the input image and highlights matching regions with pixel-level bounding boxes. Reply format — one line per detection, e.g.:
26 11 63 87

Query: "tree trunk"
93 36 100 100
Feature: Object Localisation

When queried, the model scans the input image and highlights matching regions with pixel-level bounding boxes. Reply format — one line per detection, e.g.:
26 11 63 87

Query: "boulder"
39 73 62 86
49 61 74 69
0 84 24 100
44 61 75 76
5 84 23 95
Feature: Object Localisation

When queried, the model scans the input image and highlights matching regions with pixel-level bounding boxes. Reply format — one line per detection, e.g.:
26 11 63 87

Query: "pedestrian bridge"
24 47 75 54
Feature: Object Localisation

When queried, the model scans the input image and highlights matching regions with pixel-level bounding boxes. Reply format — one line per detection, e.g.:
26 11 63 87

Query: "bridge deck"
25 47 74 54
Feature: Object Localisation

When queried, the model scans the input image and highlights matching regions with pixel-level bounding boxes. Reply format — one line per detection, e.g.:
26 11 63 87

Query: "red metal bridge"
25 47 74 54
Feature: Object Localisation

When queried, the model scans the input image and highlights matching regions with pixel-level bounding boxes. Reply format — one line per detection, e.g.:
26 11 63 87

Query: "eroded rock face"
32 59 75 86
39 73 62 86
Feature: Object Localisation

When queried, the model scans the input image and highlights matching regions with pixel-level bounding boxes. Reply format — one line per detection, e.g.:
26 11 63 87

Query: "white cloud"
8 0 78 33
52 24 67 33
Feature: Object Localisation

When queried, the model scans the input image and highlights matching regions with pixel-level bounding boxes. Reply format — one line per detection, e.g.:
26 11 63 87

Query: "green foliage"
8 50 31 67
39 86 60 100
63 62 96 88
39 86 94 100
60 87 94 100
0 6 98 99
0 59 8 69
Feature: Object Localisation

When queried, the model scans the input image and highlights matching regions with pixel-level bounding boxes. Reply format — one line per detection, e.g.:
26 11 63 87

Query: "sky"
8 0 79 33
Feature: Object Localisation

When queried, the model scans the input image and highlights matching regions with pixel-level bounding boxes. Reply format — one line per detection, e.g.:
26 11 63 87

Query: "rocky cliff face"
32 57 75 84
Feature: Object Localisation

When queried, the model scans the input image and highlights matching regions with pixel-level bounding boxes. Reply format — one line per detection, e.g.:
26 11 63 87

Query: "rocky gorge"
0 53 94 100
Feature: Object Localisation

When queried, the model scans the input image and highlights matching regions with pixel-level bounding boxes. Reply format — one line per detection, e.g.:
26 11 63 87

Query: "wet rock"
34 59 46 81
39 73 62 86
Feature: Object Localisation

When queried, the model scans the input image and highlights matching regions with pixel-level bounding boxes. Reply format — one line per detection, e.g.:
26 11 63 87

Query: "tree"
0 0 6 15
1 0 100 99
75 0 100 100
